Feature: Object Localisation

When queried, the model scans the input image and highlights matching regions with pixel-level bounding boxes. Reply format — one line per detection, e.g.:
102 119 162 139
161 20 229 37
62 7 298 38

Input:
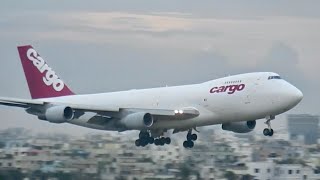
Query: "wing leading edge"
0 97 200 120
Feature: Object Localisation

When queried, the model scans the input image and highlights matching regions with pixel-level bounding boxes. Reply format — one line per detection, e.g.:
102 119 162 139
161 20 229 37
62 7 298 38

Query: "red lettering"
217 86 225 93
227 85 237 94
210 84 245 95
238 84 245 91
210 87 218 93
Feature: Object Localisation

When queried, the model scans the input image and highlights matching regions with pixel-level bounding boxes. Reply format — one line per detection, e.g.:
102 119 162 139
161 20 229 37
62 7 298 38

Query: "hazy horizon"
0 1 319 135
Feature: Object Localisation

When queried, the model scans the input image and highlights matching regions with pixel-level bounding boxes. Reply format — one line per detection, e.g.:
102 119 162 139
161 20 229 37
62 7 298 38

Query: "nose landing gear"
183 129 198 148
263 115 275 136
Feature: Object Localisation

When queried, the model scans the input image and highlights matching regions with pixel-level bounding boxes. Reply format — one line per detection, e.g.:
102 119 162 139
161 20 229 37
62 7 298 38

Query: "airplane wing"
0 97 199 120
0 97 43 108
0 97 118 113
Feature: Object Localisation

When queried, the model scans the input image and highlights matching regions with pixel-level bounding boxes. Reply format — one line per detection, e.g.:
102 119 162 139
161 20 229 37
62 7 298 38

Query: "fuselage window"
225 80 241 84
268 76 281 80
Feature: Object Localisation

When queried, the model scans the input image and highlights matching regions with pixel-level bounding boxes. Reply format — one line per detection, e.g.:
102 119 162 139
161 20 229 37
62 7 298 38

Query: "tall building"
287 114 319 145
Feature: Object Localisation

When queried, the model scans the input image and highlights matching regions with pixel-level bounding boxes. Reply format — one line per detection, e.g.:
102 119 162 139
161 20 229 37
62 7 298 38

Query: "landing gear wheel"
160 137 166 146
135 139 141 147
183 140 194 148
263 128 274 136
165 137 171 144
139 131 150 139
148 137 154 144
136 131 154 147
187 133 198 141
154 139 159 146
140 138 148 147
263 115 275 136
183 141 189 148
263 128 270 136
268 129 274 136
184 129 198 148
188 141 194 148
191 134 197 141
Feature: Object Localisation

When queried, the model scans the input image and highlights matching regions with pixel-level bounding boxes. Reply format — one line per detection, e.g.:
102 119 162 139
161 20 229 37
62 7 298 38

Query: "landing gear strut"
135 131 171 147
183 129 198 148
263 115 275 136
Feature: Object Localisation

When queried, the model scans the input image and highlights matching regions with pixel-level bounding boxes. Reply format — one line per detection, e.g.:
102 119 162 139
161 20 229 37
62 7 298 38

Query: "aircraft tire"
139 131 150 139
154 139 160 146
165 137 171 144
148 137 154 144
140 138 149 146
135 139 141 147
263 128 270 136
191 134 197 141
160 137 166 146
183 141 189 148
183 140 194 148
268 129 274 136
188 141 194 148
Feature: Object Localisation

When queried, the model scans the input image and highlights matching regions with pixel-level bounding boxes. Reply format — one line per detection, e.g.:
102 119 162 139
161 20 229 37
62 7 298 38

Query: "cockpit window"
268 76 281 80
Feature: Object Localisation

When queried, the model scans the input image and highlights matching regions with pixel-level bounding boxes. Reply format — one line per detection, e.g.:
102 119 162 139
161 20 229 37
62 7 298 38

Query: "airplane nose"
289 86 303 105
271 81 303 112
294 88 303 103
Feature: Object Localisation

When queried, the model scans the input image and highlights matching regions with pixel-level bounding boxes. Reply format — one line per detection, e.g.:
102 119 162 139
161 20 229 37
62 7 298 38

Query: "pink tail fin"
18 45 75 99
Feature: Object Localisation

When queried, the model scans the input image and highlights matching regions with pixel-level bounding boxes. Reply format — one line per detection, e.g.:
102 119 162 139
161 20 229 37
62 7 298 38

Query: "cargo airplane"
0 45 303 148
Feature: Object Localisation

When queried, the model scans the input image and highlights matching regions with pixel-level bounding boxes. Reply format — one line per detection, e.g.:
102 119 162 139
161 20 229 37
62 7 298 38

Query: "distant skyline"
0 1 319 135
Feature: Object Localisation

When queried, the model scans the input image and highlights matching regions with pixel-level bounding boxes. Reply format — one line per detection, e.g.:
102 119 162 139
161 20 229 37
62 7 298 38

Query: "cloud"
33 12 319 78
0 2 319 133
2 10 320 86
52 12 193 33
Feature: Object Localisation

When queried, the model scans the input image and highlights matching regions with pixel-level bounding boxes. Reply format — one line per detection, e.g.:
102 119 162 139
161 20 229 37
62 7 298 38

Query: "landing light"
175 110 184 114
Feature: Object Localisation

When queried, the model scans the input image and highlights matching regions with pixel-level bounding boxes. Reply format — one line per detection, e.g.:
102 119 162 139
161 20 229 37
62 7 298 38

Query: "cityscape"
0 114 319 180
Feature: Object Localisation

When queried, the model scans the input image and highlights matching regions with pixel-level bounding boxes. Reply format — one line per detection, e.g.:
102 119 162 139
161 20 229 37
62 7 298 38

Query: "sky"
0 0 319 135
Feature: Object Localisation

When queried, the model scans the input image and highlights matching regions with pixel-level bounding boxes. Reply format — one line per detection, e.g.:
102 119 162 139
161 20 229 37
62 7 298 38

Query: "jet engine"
222 120 256 133
43 106 74 123
120 112 154 129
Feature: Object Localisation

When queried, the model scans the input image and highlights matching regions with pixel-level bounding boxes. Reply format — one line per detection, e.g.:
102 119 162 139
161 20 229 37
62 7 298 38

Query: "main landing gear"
263 115 275 136
183 129 198 148
135 131 171 147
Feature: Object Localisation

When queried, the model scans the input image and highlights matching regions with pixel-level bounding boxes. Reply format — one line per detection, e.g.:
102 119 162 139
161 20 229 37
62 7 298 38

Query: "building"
248 161 320 180
287 114 319 145
247 161 274 180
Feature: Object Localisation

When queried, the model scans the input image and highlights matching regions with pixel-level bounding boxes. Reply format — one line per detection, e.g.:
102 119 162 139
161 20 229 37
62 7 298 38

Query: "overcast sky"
0 0 319 135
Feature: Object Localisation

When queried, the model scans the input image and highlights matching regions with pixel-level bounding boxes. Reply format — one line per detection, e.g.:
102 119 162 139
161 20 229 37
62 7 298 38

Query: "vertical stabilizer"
18 45 74 99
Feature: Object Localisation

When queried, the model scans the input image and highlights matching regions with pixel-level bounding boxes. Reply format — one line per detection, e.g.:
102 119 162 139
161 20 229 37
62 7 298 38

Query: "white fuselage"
42 72 303 131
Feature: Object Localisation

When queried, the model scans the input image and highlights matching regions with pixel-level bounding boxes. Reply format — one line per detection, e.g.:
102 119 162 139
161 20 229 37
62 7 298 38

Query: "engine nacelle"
222 120 256 133
44 106 74 123
120 112 154 129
